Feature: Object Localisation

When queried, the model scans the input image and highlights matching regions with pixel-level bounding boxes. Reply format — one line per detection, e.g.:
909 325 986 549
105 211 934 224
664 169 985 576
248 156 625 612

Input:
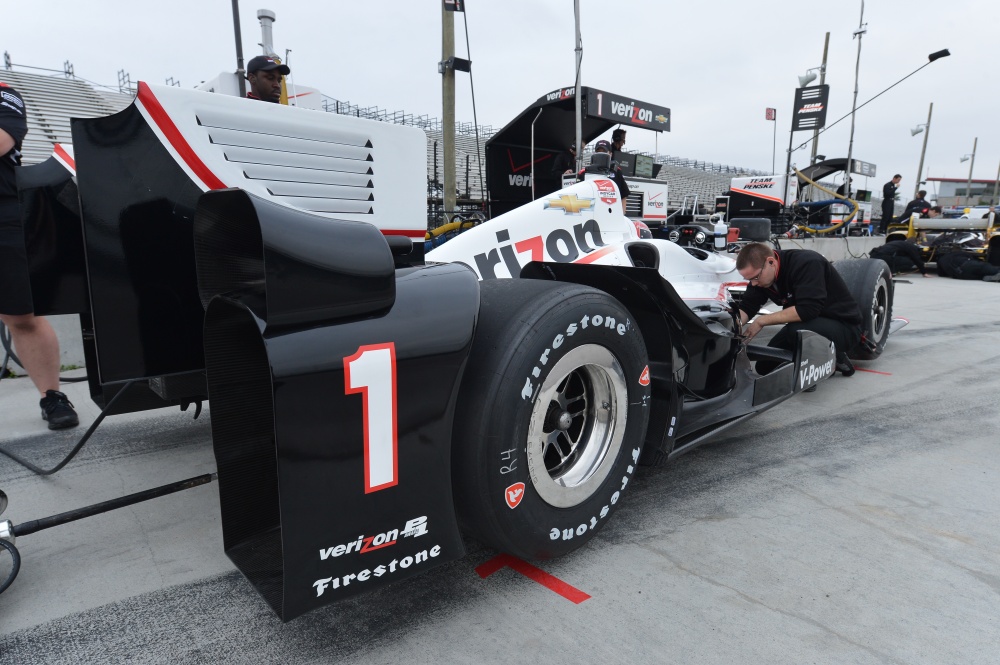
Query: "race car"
887 211 1000 266
9 83 894 621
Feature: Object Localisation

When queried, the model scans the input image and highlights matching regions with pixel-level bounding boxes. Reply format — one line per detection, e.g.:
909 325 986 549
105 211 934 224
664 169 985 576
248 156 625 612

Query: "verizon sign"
791 85 830 132
585 89 670 132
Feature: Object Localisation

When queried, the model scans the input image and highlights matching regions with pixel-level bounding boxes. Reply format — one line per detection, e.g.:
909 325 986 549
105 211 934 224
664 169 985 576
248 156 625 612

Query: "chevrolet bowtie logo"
544 194 595 214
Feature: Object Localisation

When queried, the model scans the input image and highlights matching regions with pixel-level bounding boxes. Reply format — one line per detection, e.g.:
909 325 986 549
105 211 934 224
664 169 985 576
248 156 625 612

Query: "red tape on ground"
856 368 892 375
475 553 591 604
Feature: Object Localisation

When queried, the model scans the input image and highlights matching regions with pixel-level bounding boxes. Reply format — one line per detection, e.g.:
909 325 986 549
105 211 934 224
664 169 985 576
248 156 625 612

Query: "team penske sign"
585 89 670 132
791 85 830 132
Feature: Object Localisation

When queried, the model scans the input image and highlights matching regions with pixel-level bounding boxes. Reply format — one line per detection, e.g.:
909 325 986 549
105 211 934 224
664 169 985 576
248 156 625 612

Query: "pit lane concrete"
1 267 997 664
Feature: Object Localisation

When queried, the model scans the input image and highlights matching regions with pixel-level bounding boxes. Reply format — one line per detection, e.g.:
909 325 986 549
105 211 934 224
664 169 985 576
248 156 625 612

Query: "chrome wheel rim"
870 276 888 339
526 345 627 508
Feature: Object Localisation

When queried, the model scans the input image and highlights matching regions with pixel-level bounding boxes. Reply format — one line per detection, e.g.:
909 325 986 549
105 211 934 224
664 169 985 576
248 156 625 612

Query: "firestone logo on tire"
505 482 525 509
639 366 650 386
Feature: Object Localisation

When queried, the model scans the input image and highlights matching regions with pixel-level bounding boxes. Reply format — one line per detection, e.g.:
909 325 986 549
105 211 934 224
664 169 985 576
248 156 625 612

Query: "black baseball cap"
247 55 290 75
594 140 613 153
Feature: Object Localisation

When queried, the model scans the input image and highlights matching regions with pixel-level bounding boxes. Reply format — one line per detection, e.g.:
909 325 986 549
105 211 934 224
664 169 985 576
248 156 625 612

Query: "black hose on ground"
0 379 135 476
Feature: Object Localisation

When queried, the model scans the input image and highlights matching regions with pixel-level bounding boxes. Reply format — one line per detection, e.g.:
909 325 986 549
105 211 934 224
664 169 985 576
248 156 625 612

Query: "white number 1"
344 343 398 493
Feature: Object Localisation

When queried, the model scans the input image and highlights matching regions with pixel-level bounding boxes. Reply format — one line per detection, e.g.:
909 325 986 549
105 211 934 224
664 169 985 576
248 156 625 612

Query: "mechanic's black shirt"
0 83 27 201
552 150 575 176
881 180 897 210
901 196 930 218
870 241 926 275
739 249 862 325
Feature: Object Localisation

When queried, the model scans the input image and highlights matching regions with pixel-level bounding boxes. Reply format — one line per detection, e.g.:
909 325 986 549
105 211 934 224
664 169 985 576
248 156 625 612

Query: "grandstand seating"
0 70 131 165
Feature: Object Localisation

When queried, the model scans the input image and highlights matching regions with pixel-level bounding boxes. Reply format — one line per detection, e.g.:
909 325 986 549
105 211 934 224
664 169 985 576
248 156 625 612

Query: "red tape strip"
476 553 591 604
856 368 892 376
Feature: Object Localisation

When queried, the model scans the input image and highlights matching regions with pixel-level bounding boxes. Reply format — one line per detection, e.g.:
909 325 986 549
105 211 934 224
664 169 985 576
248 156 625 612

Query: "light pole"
959 137 977 207
809 32 830 166
910 102 932 199
992 159 1000 205
844 0 867 200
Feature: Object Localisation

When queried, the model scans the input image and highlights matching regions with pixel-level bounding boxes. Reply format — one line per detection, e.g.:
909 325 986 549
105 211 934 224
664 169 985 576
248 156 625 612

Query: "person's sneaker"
982 273 1000 282
40 390 79 430
835 352 856 377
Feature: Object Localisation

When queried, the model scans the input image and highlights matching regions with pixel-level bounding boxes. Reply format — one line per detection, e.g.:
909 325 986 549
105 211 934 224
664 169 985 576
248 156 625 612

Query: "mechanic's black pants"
873 255 917 275
946 261 1000 280
755 317 861 375
879 206 893 233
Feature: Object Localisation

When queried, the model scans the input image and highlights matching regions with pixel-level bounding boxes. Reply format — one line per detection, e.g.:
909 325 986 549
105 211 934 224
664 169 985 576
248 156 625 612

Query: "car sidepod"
194 189 476 621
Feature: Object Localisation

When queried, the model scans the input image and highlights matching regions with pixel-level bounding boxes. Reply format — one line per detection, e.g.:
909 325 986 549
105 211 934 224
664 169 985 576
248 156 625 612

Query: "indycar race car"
3 84 895 621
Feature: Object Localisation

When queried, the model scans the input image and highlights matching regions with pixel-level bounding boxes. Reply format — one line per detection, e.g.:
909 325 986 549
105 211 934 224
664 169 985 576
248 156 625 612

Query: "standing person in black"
880 174 901 234
736 243 862 378
0 82 78 429
245 55 290 103
611 128 626 162
870 238 931 277
551 142 577 178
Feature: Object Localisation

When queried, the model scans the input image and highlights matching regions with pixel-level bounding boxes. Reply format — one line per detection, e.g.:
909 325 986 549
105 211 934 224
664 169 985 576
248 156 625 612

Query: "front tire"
833 258 893 360
452 279 650 560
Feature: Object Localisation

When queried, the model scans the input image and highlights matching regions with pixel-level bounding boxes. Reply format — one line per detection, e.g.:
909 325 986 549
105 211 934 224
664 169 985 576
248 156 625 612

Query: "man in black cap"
246 55 290 103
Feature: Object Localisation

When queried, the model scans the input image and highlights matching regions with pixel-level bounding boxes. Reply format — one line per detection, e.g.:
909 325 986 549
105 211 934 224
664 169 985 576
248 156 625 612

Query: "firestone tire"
833 258 893 360
452 279 651 560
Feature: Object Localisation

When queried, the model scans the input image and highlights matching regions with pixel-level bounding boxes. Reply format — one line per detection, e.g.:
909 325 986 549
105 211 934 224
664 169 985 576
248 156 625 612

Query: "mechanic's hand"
742 319 765 342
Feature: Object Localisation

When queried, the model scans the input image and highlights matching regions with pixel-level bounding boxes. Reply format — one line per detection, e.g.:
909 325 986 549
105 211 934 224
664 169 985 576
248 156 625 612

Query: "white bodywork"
133 83 426 237
427 179 745 307
729 174 797 207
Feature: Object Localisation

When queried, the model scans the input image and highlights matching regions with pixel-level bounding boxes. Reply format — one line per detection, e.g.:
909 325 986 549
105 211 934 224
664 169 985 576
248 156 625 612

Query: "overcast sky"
6 0 994 196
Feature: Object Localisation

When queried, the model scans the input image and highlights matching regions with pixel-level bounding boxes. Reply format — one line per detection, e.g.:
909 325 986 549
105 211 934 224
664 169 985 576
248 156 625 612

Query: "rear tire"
833 258 893 360
452 279 650 560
